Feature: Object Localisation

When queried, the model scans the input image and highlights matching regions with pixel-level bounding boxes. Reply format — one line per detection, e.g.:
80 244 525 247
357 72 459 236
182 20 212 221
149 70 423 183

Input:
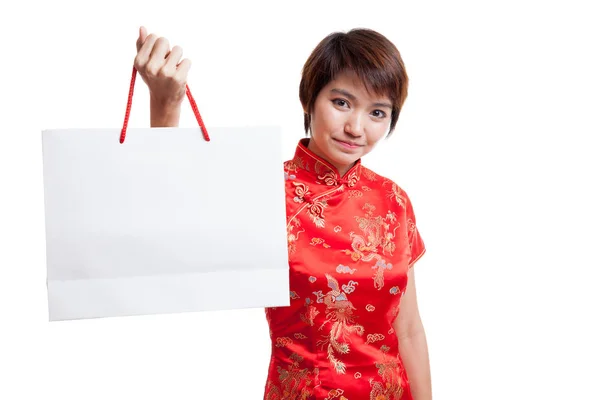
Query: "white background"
1 0 599 398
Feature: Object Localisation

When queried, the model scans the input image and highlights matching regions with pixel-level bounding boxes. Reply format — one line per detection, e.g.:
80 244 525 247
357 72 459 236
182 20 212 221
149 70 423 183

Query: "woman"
134 26 432 400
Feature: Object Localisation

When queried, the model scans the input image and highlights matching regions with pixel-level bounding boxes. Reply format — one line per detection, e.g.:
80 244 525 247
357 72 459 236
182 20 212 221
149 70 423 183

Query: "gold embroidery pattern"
294 333 308 339
407 218 416 233
276 337 293 347
366 333 385 345
293 182 311 203
310 237 331 248
289 154 307 173
319 171 338 186
388 182 407 209
265 353 318 400
314 159 332 177
348 189 364 198
300 298 320 326
342 203 401 289
284 159 300 174
287 217 304 255
369 346 406 400
326 388 346 399
316 274 365 374
363 168 378 181
372 260 393 290
343 169 359 188
307 198 327 228
366 304 376 312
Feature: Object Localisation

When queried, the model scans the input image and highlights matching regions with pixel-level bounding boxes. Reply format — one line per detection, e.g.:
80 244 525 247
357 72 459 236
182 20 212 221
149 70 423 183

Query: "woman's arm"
134 26 190 128
394 268 432 400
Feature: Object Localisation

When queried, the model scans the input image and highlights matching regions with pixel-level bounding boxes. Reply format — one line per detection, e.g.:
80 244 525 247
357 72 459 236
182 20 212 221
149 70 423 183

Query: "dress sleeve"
405 193 426 268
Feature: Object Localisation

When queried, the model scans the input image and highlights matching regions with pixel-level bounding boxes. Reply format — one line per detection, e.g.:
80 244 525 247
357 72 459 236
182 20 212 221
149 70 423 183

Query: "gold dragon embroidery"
342 203 401 289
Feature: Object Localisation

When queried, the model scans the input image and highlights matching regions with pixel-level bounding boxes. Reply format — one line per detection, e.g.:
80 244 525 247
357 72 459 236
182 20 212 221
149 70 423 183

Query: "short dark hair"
299 28 409 136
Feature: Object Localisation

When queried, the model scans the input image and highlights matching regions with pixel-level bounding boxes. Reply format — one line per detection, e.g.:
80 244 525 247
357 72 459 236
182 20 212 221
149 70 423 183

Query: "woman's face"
307 69 392 176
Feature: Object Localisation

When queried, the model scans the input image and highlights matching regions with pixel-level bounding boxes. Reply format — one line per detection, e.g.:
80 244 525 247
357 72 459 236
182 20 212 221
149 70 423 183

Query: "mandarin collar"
289 138 362 188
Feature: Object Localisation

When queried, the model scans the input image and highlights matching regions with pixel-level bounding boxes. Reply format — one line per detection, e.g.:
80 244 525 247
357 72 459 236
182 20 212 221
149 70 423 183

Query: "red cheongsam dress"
264 138 426 400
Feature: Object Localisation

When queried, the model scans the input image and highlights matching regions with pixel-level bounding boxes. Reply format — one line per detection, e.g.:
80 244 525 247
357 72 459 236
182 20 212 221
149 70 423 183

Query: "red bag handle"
120 66 210 143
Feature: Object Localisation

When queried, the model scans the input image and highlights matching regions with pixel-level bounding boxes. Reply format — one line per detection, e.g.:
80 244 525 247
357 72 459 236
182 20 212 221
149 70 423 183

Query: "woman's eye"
333 99 348 107
372 110 387 118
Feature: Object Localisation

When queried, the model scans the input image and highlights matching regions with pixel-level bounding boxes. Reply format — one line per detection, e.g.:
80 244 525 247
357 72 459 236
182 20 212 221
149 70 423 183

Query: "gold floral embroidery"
343 169 359 187
319 171 338 186
316 274 365 374
265 353 318 400
366 304 376 312
369 346 406 400
293 182 311 203
307 198 327 228
354 372 362 379
283 159 300 174
290 291 300 300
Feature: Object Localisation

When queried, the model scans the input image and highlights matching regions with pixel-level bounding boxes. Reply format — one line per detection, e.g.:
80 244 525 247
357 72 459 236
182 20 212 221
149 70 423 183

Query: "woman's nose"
344 112 363 137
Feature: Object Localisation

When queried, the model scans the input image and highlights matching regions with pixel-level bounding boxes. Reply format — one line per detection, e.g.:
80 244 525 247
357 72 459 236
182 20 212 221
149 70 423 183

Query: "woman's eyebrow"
331 88 357 100
331 88 392 109
373 102 393 110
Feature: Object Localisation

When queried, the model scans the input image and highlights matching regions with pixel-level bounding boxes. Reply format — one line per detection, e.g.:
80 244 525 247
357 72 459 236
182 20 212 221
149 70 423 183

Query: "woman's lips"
334 138 362 149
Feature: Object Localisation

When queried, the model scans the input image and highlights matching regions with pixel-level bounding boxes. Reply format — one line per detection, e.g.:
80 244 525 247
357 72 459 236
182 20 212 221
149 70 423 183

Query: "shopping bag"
42 68 290 321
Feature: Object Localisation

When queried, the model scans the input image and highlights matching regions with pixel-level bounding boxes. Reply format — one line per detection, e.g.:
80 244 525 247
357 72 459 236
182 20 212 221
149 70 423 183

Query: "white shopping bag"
42 70 289 321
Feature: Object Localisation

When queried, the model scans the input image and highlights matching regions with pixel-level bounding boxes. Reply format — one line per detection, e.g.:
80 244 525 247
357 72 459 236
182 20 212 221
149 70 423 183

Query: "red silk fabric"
264 139 426 399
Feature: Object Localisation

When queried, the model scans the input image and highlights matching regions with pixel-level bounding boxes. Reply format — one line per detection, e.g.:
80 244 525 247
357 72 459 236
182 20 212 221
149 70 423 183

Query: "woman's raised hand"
134 26 190 127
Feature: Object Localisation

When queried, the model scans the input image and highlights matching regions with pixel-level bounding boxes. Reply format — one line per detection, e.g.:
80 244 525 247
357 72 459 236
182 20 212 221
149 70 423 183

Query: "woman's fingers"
175 58 192 82
134 33 158 70
136 26 148 52
145 37 170 75
164 45 183 71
